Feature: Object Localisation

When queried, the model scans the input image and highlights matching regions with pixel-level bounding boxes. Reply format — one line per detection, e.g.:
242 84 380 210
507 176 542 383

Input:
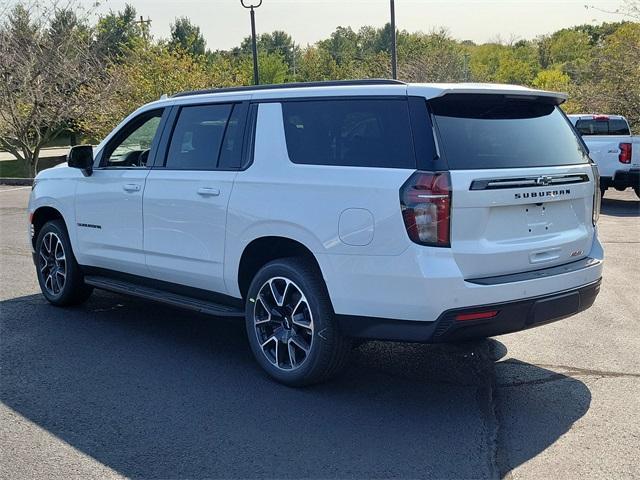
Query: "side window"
281 99 415 169
103 110 163 168
165 104 232 170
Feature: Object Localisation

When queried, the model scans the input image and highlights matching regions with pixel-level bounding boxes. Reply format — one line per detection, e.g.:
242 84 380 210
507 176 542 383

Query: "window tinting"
104 111 163 168
430 94 589 170
166 104 232 170
282 99 415 169
575 118 631 136
218 103 247 169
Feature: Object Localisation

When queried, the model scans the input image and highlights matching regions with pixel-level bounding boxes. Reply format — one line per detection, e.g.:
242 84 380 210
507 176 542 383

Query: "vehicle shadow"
0 291 591 479
600 195 640 217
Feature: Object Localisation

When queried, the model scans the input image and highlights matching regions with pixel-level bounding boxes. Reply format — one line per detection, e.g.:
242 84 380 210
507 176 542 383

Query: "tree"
399 30 465 82
572 22 640 129
0 3 111 176
94 4 144 61
79 44 215 140
169 17 206 56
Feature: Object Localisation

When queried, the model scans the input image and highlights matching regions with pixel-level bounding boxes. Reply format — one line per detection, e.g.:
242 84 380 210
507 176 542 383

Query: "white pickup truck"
567 114 640 198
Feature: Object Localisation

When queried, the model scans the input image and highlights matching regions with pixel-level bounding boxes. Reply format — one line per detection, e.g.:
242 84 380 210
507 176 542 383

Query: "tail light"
400 171 451 247
591 163 600 226
619 143 632 164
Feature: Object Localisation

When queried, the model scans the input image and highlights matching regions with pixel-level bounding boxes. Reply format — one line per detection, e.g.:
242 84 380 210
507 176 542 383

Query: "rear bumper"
338 278 601 342
602 169 640 189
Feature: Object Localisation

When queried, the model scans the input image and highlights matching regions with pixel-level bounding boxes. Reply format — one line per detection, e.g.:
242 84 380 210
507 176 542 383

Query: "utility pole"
241 0 263 85
135 15 152 40
390 0 397 79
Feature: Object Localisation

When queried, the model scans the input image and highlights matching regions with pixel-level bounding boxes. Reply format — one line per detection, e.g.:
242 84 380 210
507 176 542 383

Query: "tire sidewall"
244 259 336 385
35 220 81 305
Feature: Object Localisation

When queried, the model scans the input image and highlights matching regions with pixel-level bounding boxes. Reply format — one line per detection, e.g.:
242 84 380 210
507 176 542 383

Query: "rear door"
427 93 596 279
143 101 249 292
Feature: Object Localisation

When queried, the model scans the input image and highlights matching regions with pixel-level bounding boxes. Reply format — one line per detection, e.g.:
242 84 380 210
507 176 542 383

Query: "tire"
244 257 351 386
35 219 93 306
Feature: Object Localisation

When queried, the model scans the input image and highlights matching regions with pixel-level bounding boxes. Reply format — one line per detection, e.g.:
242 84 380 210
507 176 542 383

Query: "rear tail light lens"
619 143 632 164
400 171 452 247
591 163 600 226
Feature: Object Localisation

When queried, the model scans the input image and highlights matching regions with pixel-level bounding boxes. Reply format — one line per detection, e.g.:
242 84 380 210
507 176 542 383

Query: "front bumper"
338 278 601 342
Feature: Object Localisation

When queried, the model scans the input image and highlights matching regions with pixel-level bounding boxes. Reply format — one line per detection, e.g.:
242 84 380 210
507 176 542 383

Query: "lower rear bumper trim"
337 279 601 343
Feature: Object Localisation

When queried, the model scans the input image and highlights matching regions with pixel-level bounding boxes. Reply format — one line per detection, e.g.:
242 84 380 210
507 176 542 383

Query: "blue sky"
83 0 628 48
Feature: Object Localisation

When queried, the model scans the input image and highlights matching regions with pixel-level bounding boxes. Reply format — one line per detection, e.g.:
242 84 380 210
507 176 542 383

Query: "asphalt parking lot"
1 185 638 479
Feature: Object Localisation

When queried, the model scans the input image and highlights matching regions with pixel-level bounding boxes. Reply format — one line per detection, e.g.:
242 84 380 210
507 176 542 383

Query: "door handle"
197 187 220 197
123 183 141 192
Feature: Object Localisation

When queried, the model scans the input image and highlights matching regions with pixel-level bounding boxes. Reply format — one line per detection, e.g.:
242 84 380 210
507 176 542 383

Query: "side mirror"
67 145 94 176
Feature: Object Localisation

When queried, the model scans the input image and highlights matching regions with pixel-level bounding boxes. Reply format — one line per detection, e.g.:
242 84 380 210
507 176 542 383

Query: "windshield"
430 94 589 170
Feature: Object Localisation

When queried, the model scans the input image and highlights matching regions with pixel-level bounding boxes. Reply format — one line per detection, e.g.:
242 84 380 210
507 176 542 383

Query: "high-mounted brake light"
593 115 609 121
400 171 451 247
619 143 632 164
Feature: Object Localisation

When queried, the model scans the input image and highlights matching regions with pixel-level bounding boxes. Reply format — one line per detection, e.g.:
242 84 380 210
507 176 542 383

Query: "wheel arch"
31 206 66 249
236 236 327 301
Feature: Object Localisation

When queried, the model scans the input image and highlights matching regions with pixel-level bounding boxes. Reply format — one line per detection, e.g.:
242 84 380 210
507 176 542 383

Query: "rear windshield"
430 94 589 170
575 118 630 136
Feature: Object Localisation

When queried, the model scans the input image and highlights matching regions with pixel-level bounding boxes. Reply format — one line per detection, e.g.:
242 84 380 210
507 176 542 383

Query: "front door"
74 109 165 276
143 102 248 293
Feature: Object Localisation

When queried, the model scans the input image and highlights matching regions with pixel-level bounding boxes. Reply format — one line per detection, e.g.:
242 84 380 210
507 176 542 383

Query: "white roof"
149 81 568 108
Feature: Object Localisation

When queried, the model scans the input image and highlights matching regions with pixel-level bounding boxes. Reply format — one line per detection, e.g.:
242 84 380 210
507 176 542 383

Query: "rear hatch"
429 93 596 279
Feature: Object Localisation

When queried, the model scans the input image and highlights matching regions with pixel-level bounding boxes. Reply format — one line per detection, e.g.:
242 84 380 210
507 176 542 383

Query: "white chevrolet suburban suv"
29 80 603 386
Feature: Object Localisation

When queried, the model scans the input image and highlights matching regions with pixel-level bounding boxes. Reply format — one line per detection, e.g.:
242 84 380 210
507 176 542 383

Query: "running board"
84 275 245 317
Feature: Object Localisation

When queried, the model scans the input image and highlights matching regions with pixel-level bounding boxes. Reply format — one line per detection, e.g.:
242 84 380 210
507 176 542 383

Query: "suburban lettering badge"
514 189 571 199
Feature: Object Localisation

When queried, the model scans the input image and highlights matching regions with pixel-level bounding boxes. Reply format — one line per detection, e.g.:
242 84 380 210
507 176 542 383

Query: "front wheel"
35 220 93 306
245 258 351 386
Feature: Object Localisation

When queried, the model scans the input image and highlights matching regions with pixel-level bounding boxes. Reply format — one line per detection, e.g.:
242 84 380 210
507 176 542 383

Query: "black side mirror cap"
67 145 94 176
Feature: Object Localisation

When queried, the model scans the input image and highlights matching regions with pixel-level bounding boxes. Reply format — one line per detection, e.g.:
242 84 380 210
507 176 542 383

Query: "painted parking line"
0 186 30 192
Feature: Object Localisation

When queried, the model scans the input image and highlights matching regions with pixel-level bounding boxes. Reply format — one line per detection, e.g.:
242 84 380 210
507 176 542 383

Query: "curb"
0 178 34 186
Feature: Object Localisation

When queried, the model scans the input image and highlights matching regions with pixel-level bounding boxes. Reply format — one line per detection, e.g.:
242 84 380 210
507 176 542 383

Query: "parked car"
28 80 603 386
567 114 640 198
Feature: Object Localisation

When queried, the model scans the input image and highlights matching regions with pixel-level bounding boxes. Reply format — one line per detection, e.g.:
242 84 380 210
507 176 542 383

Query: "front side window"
282 99 415 169
103 110 163 168
165 104 232 170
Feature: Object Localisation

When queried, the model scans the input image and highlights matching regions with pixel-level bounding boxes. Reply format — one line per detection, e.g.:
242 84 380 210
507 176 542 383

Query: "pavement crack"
530 362 640 380
476 341 512 479
497 359 640 388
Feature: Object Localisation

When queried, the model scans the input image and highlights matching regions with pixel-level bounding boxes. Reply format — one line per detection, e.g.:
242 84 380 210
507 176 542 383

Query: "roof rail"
171 79 406 98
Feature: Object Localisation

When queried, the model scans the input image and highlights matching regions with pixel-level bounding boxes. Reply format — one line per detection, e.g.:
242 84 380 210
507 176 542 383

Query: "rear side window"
166 104 232 170
575 118 630 136
282 99 415 169
430 94 589 170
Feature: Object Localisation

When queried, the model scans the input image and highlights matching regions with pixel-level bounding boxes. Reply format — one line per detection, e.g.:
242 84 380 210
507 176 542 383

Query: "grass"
0 156 66 178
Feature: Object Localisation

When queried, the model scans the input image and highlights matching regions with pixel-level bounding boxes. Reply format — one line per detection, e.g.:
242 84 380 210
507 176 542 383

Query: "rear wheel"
35 220 93 306
245 258 350 386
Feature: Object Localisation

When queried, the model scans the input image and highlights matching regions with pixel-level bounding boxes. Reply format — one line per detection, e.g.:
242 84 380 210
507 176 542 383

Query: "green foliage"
94 4 144 61
169 17 206 57
3 0 639 177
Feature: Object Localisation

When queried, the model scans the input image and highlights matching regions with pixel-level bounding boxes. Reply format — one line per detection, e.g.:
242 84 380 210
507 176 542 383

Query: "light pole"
390 0 397 79
241 0 262 85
